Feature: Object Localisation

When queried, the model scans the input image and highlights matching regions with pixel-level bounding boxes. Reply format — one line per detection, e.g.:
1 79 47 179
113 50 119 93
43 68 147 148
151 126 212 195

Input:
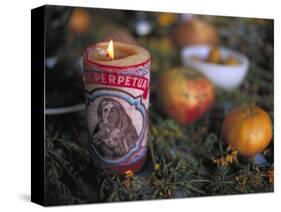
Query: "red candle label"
83 48 150 174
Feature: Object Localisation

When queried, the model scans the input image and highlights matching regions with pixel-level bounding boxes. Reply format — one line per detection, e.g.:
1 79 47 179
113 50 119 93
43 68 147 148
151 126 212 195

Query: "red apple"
158 67 215 124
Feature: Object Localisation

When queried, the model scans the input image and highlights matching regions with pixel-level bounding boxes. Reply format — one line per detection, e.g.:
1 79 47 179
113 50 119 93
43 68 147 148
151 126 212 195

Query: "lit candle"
106 40 114 60
83 40 151 174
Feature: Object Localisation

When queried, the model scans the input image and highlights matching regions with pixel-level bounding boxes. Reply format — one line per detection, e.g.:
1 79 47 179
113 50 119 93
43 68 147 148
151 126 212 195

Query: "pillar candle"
83 41 151 174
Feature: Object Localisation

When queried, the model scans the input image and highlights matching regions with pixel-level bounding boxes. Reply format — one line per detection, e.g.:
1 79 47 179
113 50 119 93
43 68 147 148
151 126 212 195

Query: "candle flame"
107 40 114 60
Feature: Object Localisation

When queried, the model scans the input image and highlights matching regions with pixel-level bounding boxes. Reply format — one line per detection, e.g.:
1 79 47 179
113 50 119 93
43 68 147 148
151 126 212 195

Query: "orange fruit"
222 105 272 156
224 56 240 65
207 46 221 64
68 8 91 34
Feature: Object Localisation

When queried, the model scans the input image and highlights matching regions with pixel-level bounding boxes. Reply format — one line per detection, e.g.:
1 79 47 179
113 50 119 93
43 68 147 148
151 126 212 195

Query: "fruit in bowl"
181 45 249 91
207 46 240 65
207 46 222 64
158 67 215 125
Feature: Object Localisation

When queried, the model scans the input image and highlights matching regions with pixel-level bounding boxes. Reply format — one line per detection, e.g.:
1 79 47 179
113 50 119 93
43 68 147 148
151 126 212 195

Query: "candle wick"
106 52 113 61
106 52 111 60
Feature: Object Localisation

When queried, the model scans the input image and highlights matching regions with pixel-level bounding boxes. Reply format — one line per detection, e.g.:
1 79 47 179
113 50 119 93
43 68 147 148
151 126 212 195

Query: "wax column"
83 41 151 174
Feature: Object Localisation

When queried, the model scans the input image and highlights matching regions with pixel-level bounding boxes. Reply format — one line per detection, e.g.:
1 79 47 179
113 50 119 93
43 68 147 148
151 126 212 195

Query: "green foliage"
45 11 273 205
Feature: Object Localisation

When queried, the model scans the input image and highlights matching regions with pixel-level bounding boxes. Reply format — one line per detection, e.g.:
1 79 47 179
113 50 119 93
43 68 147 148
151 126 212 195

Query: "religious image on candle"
92 97 138 158
83 41 151 173
33 5 273 206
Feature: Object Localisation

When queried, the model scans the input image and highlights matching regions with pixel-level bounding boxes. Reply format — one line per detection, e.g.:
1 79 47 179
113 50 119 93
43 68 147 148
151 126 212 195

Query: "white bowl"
181 45 250 91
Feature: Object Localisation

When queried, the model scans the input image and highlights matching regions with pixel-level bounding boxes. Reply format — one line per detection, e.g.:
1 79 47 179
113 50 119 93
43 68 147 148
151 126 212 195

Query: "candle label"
83 70 149 99
83 59 150 168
